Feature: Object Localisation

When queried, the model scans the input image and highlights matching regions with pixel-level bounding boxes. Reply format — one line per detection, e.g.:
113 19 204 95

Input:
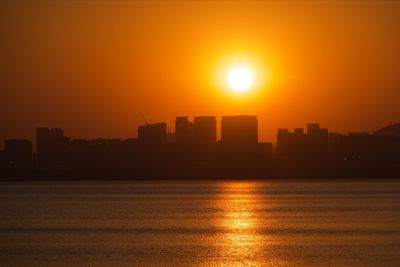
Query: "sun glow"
227 67 253 92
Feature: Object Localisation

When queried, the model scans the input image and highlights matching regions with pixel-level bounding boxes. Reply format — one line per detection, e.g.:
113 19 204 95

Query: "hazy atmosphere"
1 1 400 147
2 2 400 267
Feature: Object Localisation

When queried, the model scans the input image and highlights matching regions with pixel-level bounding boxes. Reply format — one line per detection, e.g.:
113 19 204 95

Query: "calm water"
0 180 400 266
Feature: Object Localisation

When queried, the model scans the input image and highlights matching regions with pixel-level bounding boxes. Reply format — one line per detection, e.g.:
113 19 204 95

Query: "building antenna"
140 113 148 125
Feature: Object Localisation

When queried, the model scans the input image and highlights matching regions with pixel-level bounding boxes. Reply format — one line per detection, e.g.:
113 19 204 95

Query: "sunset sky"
1 1 400 147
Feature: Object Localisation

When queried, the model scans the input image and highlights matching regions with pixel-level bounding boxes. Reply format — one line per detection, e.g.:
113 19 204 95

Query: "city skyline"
1 115 398 150
1 115 399 180
1 2 400 266
1 114 399 151
1 1 400 146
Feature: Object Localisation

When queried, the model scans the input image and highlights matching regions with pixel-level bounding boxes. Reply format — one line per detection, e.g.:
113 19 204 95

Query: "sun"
227 67 253 92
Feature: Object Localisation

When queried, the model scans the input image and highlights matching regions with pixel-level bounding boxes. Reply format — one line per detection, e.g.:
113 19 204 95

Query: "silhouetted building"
36 128 70 172
166 132 175 144
328 132 347 164
305 123 329 166
3 139 32 177
66 137 143 178
138 123 167 176
221 115 257 145
277 128 299 160
219 115 261 177
328 132 398 177
138 123 167 146
2 117 399 180
257 142 273 176
307 123 320 134
173 116 217 177
277 123 328 177
193 116 216 144
294 128 304 135
277 128 305 176
175 117 194 147
192 116 217 174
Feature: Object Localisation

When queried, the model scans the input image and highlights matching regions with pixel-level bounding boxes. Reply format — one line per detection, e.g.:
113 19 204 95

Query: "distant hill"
374 123 400 138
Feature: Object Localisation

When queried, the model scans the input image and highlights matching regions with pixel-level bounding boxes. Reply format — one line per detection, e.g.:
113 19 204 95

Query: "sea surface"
0 179 399 266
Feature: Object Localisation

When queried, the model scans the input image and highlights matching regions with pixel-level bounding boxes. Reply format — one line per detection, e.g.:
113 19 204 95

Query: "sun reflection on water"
216 181 264 266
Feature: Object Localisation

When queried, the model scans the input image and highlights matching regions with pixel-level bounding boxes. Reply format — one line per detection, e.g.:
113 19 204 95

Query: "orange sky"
1 1 400 147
